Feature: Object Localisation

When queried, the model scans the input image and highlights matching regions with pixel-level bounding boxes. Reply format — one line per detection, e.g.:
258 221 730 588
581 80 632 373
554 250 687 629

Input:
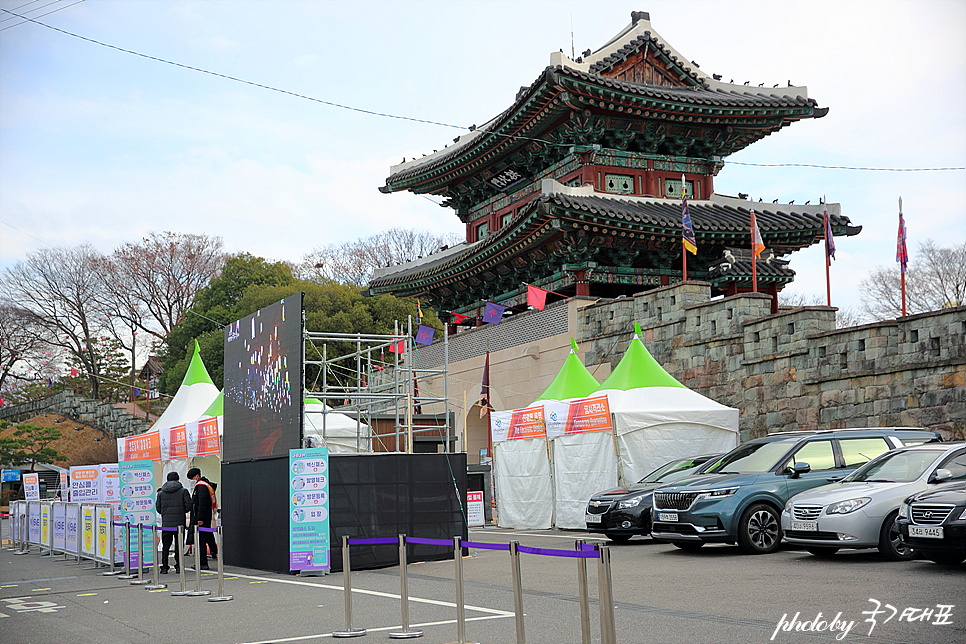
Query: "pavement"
2 521 964 644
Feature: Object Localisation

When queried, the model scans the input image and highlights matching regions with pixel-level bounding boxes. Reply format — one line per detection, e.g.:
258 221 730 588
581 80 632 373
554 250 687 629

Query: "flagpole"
682 242 687 282
899 197 906 317
824 201 832 307
751 211 758 293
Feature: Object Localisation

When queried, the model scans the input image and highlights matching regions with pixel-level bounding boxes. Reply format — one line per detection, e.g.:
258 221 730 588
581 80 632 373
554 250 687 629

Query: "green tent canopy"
533 338 600 402
595 323 686 391
183 339 216 387
201 391 223 418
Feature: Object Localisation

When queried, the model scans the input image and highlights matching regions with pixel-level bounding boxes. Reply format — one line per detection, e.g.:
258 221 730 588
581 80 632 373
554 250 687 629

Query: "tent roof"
534 341 600 402
150 340 220 434
595 329 685 392
201 391 223 418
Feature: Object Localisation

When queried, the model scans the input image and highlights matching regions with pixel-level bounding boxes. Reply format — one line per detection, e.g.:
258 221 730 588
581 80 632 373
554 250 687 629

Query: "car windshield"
638 458 702 484
703 441 793 474
845 449 945 483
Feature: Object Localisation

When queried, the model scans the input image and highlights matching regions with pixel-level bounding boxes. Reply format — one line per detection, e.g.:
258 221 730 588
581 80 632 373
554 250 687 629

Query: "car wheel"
606 533 632 543
737 503 781 554
920 550 966 565
804 546 839 557
672 542 704 551
878 511 916 561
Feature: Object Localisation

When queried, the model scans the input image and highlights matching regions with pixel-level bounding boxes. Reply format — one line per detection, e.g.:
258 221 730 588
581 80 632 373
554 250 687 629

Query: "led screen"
223 293 303 462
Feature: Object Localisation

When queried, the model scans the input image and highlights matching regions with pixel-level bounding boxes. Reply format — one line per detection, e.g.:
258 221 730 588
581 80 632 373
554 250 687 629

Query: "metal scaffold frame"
303 316 451 453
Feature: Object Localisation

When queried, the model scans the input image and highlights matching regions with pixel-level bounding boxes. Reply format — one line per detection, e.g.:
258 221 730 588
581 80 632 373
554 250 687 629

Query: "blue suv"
651 428 941 554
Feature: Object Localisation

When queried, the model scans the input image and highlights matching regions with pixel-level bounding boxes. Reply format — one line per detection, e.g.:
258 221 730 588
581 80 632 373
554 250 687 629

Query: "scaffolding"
303 317 451 453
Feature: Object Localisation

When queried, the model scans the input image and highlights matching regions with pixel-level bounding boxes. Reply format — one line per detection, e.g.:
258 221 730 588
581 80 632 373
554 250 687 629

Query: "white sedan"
781 442 966 560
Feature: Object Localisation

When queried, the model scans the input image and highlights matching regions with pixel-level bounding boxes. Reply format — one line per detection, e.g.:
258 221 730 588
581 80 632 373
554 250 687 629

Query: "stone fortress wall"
579 281 966 442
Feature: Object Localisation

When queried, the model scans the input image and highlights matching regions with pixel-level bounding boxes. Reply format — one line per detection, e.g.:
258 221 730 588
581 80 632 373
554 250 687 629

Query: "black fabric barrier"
223 453 468 573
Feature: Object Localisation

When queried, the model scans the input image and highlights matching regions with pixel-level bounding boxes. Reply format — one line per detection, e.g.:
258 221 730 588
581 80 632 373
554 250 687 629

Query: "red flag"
70 368 78 377
896 208 908 274
526 284 548 310
388 340 405 354
450 312 470 324
479 351 491 419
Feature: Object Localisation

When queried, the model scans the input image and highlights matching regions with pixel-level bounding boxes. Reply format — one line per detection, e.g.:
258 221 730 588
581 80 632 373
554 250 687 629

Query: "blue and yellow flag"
681 174 697 255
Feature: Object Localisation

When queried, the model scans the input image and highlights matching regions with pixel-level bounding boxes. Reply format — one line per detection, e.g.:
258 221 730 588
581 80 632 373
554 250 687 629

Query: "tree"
0 301 50 392
1 423 67 471
860 240 966 320
96 231 225 342
0 245 110 398
298 228 463 285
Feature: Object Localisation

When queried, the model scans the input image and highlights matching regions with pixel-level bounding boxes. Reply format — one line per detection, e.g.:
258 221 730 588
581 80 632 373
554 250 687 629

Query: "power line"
727 161 965 172
0 0 84 31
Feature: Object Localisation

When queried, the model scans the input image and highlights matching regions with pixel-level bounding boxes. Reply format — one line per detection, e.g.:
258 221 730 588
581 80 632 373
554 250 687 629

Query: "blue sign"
1 469 21 482
118 460 155 567
289 447 329 572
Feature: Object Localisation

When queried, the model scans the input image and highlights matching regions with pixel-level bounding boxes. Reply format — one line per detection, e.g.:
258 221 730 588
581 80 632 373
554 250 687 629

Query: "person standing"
187 467 217 570
155 471 191 573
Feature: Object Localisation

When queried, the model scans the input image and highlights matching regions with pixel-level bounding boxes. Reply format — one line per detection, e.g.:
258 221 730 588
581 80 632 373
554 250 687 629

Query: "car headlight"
959 508 966 520
695 487 738 500
826 498 871 515
899 502 909 519
619 495 647 509
783 500 793 513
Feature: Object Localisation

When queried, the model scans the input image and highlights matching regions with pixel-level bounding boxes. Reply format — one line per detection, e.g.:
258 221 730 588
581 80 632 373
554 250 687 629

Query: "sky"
1 0 964 319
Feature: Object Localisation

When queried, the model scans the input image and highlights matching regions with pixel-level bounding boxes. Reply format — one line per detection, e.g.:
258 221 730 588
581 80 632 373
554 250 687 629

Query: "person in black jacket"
156 471 191 573
187 467 217 570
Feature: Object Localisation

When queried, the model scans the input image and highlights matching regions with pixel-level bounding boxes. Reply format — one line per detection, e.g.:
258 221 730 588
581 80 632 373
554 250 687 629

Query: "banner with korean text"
119 460 156 567
565 396 614 435
119 432 161 462
289 447 330 572
80 504 97 557
23 473 40 501
65 503 79 555
28 502 41 544
70 466 102 504
52 502 67 552
40 503 51 549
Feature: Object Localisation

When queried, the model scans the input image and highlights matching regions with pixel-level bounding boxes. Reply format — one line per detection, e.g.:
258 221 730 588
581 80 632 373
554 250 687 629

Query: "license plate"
791 521 818 532
585 513 602 524
658 512 678 522
909 525 944 539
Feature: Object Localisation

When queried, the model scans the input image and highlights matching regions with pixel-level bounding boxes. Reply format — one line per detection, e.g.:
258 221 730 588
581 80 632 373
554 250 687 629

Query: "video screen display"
223 293 303 462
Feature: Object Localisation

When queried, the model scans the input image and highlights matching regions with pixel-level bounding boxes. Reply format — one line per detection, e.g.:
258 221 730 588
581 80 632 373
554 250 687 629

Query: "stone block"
942 372 966 388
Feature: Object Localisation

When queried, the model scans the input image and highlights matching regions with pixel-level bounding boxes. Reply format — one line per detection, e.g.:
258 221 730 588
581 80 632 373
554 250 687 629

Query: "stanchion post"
15 511 28 555
100 518 122 575
145 526 167 590
130 524 151 585
207 526 232 602
388 534 423 639
186 526 210 596
117 521 136 579
597 544 617 644
453 536 478 644
332 535 366 638
576 540 592 644
171 525 189 597
509 540 526 644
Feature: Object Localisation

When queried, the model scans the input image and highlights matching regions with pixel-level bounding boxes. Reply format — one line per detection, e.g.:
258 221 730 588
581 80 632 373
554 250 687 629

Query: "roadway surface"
1 524 963 644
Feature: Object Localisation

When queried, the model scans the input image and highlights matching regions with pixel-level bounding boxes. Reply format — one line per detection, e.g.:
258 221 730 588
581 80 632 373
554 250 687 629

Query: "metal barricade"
332 535 366 638
171 526 190 597
186 526 210 596
207 526 232 602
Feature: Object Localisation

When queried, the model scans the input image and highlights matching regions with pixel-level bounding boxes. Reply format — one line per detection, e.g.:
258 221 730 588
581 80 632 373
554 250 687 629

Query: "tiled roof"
707 247 796 282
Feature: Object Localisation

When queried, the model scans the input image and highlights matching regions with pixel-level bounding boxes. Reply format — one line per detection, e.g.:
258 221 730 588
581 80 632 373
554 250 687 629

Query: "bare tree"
0 301 50 392
97 232 225 342
298 228 463 285
860 240 966 320
0 245 110 398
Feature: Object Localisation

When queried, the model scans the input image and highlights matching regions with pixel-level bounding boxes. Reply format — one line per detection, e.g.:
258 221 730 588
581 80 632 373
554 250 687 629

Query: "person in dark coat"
187 467 217 570
155 471 191 573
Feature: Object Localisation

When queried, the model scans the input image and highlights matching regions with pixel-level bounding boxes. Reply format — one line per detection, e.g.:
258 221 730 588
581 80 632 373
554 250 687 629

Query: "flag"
415 324 435 346
416 300 423 323
896 209 908 274
526 284 548 311
482 301 505 325
70 368 78 377
450 312 470 324
823 204 836 261
750 210 765 259
681 175 697 255
388 340 405 354
479 351 491 418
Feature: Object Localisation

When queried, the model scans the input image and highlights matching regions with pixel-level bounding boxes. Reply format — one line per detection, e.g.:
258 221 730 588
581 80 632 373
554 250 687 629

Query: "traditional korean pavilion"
367 11 860 325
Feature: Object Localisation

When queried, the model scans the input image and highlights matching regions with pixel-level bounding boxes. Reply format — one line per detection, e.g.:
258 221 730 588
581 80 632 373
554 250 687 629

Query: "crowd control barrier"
334 534 616 644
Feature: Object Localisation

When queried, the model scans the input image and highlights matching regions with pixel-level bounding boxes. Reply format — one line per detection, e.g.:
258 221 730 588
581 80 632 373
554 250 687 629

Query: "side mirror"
929 468 953 483
788 462 811 479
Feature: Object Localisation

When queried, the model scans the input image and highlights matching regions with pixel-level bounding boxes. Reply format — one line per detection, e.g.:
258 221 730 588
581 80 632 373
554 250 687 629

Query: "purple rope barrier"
461 541 510 551
157 526 178 532
517 545 600 559
112 522 124 527
198 527 217 533
346 537 398 546
405 537 452 547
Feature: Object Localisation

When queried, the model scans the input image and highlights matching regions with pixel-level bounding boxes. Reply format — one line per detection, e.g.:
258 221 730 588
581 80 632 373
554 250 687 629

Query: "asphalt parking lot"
1 524 963 644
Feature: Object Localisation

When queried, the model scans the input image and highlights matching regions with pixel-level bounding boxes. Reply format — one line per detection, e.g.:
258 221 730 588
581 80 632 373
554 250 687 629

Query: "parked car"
781 442 966 559
585 454 722 542
897 481 966 564
651 428 942 554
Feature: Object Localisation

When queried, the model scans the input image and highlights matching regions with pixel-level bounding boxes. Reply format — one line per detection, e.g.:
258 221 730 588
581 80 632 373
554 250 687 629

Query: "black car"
585 454 722 542
897 481 966 564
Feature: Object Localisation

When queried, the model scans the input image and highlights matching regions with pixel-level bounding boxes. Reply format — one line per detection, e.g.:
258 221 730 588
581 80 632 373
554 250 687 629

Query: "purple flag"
483 302 505 325
415 324 435 346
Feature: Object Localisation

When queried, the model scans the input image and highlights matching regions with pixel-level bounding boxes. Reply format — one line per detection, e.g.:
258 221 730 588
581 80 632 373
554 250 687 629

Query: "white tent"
303 398 372 454
491 409 554 529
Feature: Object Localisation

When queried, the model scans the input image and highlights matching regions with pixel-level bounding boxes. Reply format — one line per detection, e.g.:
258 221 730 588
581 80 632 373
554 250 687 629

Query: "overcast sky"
1 0 964 318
